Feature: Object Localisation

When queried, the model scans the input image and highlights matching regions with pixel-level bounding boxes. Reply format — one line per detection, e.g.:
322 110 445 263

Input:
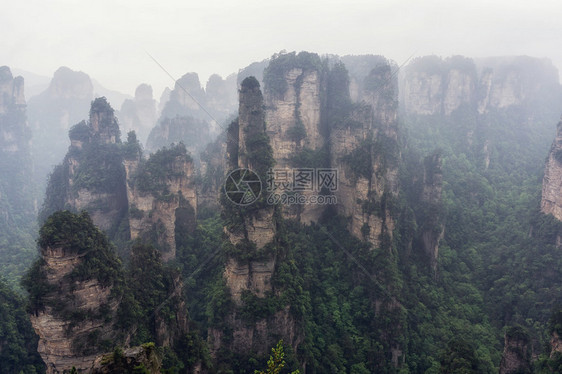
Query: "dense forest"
2 52 562 373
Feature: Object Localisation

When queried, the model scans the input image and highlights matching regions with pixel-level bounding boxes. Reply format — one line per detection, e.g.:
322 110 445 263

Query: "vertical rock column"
264 67 325 223
541 118 562 221
214 77 299 357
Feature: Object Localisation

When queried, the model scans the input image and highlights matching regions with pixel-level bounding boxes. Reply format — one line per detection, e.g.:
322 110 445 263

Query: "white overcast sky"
1 0 562 97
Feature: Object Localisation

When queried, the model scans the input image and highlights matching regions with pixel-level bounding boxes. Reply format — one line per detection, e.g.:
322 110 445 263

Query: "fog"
2 0 561 96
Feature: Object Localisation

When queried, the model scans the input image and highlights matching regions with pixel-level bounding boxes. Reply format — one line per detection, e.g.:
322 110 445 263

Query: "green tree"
255 340 300 374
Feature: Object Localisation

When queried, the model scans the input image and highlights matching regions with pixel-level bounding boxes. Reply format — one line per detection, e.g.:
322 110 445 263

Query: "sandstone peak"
0 65 13 83
240 75 260 91
47 66 93 100
134 83 153 101
541 117 562 221
175 72 203 92
0 66 25 112
89 97 120 144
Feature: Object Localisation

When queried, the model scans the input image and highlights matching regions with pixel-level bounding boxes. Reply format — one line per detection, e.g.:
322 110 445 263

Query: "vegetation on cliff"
0 278 45 373
24 211 125 313
263 51 323 99
8 53 562 373
132 143 192 199
0 67 37 290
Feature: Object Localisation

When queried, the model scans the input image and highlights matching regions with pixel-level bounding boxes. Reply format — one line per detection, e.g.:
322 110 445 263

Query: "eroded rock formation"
118 83 158 144
28 67 94 189
401 55 560 116
27 211 126 373
419 153 444 270
40 97 127 233
212 77 297 357
124 143 197 261
499 326 531 374
0 66 33 221
541 118 562 221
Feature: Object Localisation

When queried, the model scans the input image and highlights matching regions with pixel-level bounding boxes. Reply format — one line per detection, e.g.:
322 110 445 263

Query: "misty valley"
4 52 562 374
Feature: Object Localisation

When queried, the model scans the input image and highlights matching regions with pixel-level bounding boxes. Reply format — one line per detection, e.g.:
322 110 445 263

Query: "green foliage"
133 143 191 198
89 97 121 143
241 76 261 91
255 340 300 374
39 163 70 223
127 242 169 320
264 51 323 98
506 325 531 343
71 142 126 193
400 75 562 372
123 130 143 160
68 120 90 142
0 278 45 373
0 88 37 288
262 215 406 373
548 306 562 336
536 352 562 373
341 140 372 179
240 291 283 322
124 240 210 372
327 61 353 128
286 122 307 143
21 258 53 312
39 210 102 251
175 212 227 328
289 146 329 169
438 339 482 374
172 331 212 372
90 96 115 117
24 210 124 332
94 344 162 373
245 132 275 178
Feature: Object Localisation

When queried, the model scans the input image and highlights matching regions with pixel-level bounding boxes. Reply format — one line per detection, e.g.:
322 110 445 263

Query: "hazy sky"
2 0 562 98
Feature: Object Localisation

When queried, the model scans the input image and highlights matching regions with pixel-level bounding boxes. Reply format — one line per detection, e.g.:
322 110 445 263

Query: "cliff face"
213 77 297 357
125 145 197 261
90 344 162 374
550 331 562 357
258 53 400 246
28 67 94 190
541 118 562 221
264 66 325 223
0 66 38 283
147 116 211 158
0 66 31 203
0 66 28 160
198 133 229 211
401 55 559 116
419 153 444 270
0 66 25 112
215 54 403 359
27 211 126 373
147 72 237 154
329 60 400 249
46 97 127 232
401 56 476 116
225 76 276 288
118 83 157 144
498 327 531 374
42 98 198 262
